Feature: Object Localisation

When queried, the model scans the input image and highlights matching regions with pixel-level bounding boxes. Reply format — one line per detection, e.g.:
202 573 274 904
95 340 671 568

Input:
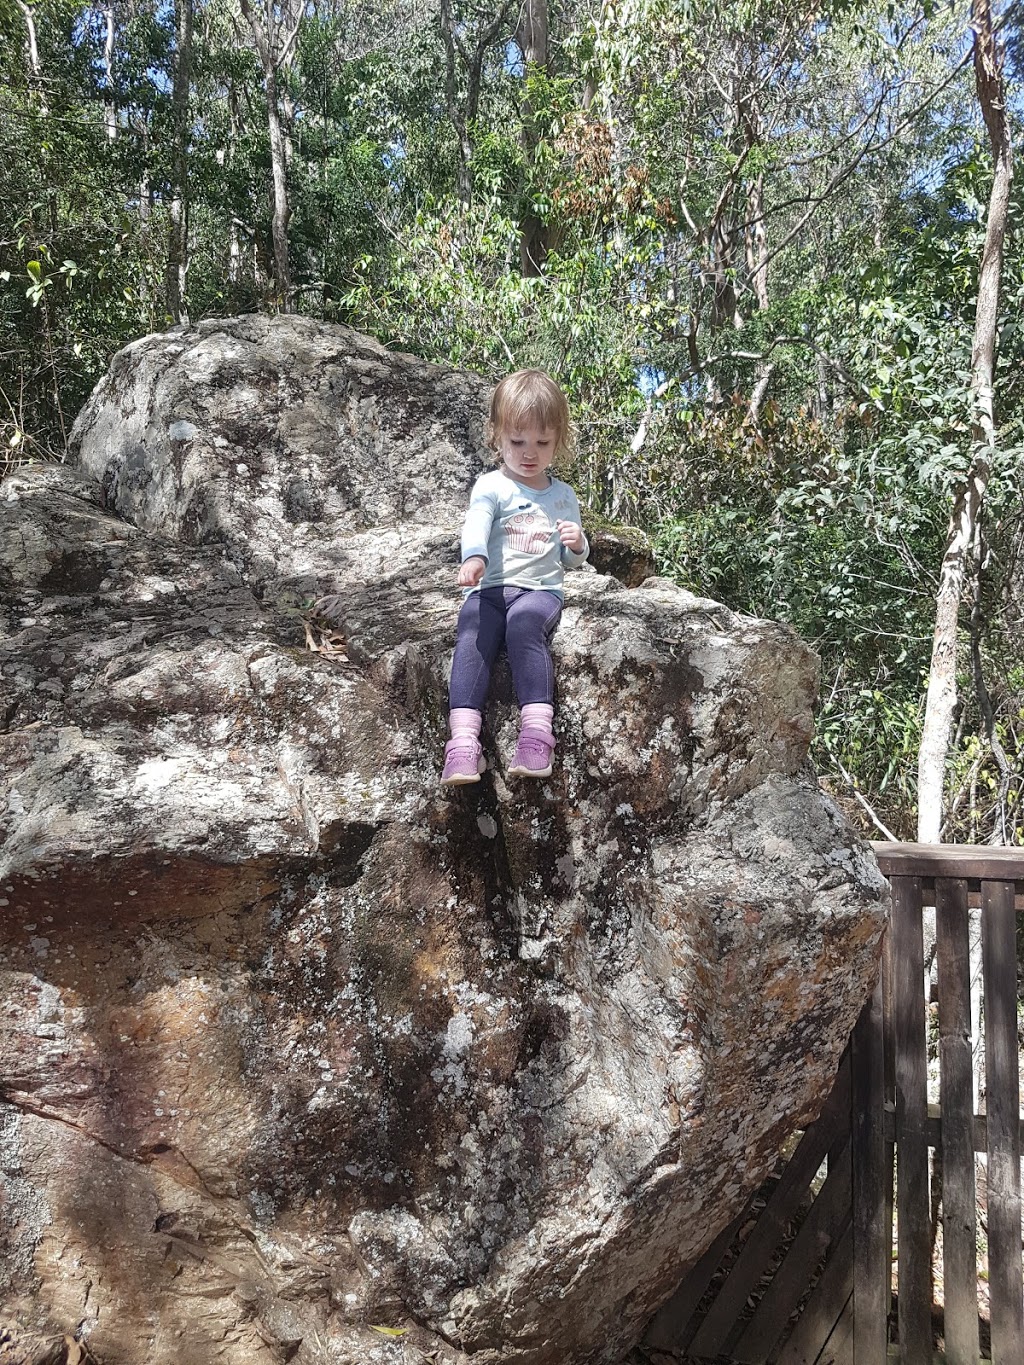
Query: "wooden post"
935 877 980 1365
851 984 889 1364
981 881 1024 1364
892 875 932 1361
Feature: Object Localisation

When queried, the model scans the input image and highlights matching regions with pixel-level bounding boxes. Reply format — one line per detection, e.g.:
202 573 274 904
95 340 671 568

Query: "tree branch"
836 760 899 841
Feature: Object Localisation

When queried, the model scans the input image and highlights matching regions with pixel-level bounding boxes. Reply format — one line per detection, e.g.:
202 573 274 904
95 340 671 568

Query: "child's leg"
520 701 554 742
449 588 508 712
504 589 562 708
449 708 482 741
505 590 561 777
443 590 507 786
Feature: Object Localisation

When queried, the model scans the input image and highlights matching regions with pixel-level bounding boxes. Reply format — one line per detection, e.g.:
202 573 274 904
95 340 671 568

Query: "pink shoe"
441 738 485 786
508 729 554 778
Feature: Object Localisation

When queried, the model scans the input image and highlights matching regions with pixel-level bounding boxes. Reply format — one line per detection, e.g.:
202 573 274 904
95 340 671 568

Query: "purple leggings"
450 587 562 711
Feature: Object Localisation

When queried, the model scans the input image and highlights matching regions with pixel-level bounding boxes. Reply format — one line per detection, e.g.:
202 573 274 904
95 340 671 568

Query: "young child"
441 369 589 785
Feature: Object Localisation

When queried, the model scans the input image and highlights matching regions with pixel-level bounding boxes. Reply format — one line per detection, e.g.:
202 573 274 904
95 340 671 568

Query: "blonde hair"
488 369 573 455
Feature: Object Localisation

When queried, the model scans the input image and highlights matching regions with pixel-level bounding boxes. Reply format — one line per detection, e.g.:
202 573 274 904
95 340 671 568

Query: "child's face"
498 423 557 489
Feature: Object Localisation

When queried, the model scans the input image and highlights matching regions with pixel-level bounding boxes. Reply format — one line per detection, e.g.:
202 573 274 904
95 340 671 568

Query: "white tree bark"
228 85 242 285
138 113 152 313
265 66 291 307
103 3 117 140
17 0 41 76
165 0 192 324
17 0 48 114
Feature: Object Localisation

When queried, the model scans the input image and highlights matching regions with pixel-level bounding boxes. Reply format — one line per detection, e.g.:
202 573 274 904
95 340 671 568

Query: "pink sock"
520 703 554 741
449 708 482 741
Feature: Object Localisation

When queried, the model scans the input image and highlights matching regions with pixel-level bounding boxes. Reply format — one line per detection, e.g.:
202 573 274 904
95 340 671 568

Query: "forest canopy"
2 0 1022 842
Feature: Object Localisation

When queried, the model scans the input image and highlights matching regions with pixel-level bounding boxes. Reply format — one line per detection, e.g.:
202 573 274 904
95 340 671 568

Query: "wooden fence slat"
851 984 889 1365
774 1225 853 1365
981 880 1024 1365
686 1060 852 1360
882 922 896 1338
892 874 932 1362
643 1199 754 1354
934 877 979 1365
817 1289 854 1365
731 1140 852 1364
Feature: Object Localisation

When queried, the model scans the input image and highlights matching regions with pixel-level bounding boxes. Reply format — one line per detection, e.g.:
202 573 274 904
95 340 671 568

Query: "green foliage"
640 384 959 835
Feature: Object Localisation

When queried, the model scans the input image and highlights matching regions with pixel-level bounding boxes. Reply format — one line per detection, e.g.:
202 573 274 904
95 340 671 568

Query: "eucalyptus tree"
237 0 307 308
578 0 974 406
14 0 46 105
166 0 193 321
918 0 1015 842
439 0 518 204
101 0 118 138
515 0 551 274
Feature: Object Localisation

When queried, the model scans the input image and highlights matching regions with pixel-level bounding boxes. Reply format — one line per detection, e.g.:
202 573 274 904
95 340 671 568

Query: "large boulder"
0 316 887 1365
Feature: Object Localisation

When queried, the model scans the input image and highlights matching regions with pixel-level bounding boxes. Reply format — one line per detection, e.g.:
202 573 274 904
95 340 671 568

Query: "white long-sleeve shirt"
460 469 589 600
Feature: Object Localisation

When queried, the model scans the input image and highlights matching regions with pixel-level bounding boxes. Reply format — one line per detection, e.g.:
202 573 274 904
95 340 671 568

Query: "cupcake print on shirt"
505 510 552 555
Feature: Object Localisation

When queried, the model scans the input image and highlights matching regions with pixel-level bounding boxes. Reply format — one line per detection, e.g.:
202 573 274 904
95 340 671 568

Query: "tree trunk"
706 56 744 335
265 63 293 310
745 171 768 311
17 0 47 112
103 3 117 140
744 138 771 421
516 0 549 276
439 0 516 207
228 84 242 286
748 363 775 426
165 0 192 324
916 0 1012 842
239 0 300 311
138 112 152 317
17 0 41 76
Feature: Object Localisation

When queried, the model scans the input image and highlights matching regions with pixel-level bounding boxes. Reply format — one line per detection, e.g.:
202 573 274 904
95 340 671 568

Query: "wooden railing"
645 842 1024 1365
862 842 1024 1365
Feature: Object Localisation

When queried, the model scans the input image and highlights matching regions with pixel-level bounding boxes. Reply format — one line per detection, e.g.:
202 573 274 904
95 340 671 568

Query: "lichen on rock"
0 316 887 1365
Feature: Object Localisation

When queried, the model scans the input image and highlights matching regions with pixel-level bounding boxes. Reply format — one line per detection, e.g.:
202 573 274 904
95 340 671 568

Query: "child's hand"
556 520 585 554
458 556 487 587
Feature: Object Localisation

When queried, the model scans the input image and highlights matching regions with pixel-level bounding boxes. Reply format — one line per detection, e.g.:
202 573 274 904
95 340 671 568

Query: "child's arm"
459 479 499 584
556 492 589 568
556 520 587 557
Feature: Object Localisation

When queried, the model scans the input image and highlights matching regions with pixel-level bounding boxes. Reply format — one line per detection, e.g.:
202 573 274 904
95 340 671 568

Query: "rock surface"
0 316 888 1365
